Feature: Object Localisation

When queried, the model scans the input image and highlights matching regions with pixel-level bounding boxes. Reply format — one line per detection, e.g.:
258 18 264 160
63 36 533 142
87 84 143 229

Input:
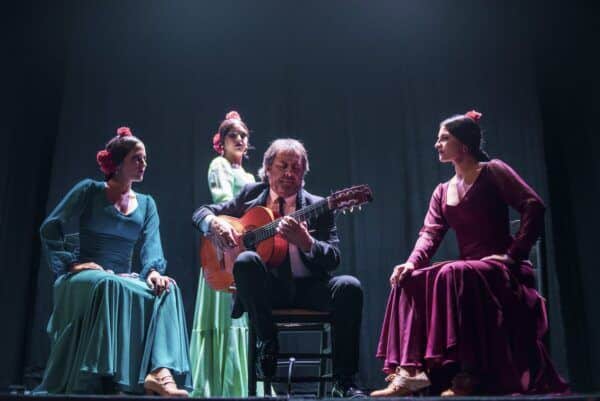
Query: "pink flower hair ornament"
465 110 482 122
212 132 223 154
224 111 241 121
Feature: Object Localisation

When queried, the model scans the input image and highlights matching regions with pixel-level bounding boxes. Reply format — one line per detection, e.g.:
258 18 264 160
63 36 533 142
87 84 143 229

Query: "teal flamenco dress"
37 179 192 394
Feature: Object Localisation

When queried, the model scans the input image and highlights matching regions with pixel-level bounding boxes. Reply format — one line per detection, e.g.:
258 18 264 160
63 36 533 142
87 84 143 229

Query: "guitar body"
200 206 288 291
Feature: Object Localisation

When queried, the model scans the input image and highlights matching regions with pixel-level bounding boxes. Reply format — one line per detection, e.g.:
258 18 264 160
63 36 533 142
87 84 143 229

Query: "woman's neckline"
103 182 139 216
445 162 487 207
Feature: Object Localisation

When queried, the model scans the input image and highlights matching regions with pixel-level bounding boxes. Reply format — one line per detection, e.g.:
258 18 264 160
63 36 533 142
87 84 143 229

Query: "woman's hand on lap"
480 254 515 265
146 270 172 296
390 262 415 288
70 262 103 273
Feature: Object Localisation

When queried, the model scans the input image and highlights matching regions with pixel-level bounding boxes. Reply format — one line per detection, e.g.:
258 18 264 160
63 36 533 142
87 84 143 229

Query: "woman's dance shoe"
370 367 431 397
144 373 189 397
441 372 478 396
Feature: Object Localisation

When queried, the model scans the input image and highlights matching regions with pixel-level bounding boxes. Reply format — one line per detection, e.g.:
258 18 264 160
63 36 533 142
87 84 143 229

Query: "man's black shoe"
331 380 366 398
230 293 244 319
256 338 278 378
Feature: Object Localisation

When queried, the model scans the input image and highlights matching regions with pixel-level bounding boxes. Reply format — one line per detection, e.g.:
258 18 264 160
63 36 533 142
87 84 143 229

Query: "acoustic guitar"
200 184 373 291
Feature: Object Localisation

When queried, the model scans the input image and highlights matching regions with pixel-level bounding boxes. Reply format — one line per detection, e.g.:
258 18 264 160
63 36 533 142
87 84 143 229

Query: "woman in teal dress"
189 111 256 396
37 127 191 396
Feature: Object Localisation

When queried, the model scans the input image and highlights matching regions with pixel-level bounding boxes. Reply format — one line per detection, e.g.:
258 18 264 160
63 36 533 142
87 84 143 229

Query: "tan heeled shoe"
144 373 189 397
370 367 431 397
441 372 478 396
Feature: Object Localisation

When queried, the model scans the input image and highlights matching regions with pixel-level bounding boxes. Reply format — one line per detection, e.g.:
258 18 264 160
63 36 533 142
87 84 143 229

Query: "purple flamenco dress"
375 159 568 394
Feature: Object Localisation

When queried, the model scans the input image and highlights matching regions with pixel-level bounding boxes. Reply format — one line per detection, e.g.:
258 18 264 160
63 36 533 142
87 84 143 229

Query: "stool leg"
319 326 326 398
329 323 335 397
249 324 257 396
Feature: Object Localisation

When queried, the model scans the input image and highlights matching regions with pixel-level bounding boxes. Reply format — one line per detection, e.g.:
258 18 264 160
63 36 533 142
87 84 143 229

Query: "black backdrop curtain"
2 0 599 392
0 0 69 391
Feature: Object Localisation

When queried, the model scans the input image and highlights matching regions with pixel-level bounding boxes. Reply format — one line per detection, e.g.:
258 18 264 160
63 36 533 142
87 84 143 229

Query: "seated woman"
371 111 568 396
37 127 191 396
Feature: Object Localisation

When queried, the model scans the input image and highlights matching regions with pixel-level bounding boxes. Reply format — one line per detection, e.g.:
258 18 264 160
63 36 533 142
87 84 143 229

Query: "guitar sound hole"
243 232 256 250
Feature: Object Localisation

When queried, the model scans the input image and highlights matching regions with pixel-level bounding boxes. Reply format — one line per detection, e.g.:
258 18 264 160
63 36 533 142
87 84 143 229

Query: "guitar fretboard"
247 199 329 245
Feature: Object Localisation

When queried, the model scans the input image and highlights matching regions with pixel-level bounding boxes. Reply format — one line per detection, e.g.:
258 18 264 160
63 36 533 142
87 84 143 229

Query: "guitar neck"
246 199 330 246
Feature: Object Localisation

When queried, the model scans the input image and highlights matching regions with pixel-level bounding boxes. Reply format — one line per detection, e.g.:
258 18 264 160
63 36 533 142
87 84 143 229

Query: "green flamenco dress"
37 179 191 394
189 156 258 396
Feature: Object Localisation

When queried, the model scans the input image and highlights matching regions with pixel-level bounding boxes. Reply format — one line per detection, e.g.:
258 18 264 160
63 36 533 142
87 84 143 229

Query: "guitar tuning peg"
342 209 346 215
350 206 354 213
358 205 362 211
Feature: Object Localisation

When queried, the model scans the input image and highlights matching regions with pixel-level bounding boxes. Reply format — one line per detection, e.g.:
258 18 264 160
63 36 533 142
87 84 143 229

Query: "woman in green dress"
189 111 256 396
37 127 191 396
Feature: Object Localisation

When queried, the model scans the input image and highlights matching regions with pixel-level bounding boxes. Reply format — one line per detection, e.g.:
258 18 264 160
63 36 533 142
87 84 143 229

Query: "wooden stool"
248 308 334 397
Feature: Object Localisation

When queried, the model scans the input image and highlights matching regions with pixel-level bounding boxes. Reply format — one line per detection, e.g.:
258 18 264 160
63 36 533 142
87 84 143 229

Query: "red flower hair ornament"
212 111 243 154
96 126 133 174
465 110 482 122
96 149 116 175
117 126 133 137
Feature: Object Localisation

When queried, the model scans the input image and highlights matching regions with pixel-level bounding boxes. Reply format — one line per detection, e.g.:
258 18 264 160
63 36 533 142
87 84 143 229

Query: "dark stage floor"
1 394 599 401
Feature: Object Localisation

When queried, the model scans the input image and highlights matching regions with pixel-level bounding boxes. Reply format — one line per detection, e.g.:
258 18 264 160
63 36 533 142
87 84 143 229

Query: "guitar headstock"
328 184 373 214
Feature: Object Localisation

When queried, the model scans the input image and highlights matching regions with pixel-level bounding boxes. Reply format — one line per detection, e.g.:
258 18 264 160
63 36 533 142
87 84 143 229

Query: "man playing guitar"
192 139 365 398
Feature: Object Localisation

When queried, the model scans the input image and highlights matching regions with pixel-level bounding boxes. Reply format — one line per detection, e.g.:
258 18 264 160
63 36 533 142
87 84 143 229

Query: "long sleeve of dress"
487 159 546 261
39 179 94 276
208 157 235 203
406 184 449 268
139 195 167 279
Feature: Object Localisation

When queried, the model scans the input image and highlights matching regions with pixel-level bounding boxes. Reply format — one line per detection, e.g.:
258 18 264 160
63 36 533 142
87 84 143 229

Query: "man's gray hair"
258 138 310 182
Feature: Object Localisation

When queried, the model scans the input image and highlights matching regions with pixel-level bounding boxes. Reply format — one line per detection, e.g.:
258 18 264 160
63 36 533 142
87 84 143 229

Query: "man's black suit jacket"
192 182 340 279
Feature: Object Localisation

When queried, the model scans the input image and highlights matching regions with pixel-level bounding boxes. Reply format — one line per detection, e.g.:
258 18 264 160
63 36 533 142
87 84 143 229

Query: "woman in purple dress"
371 111 568 396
